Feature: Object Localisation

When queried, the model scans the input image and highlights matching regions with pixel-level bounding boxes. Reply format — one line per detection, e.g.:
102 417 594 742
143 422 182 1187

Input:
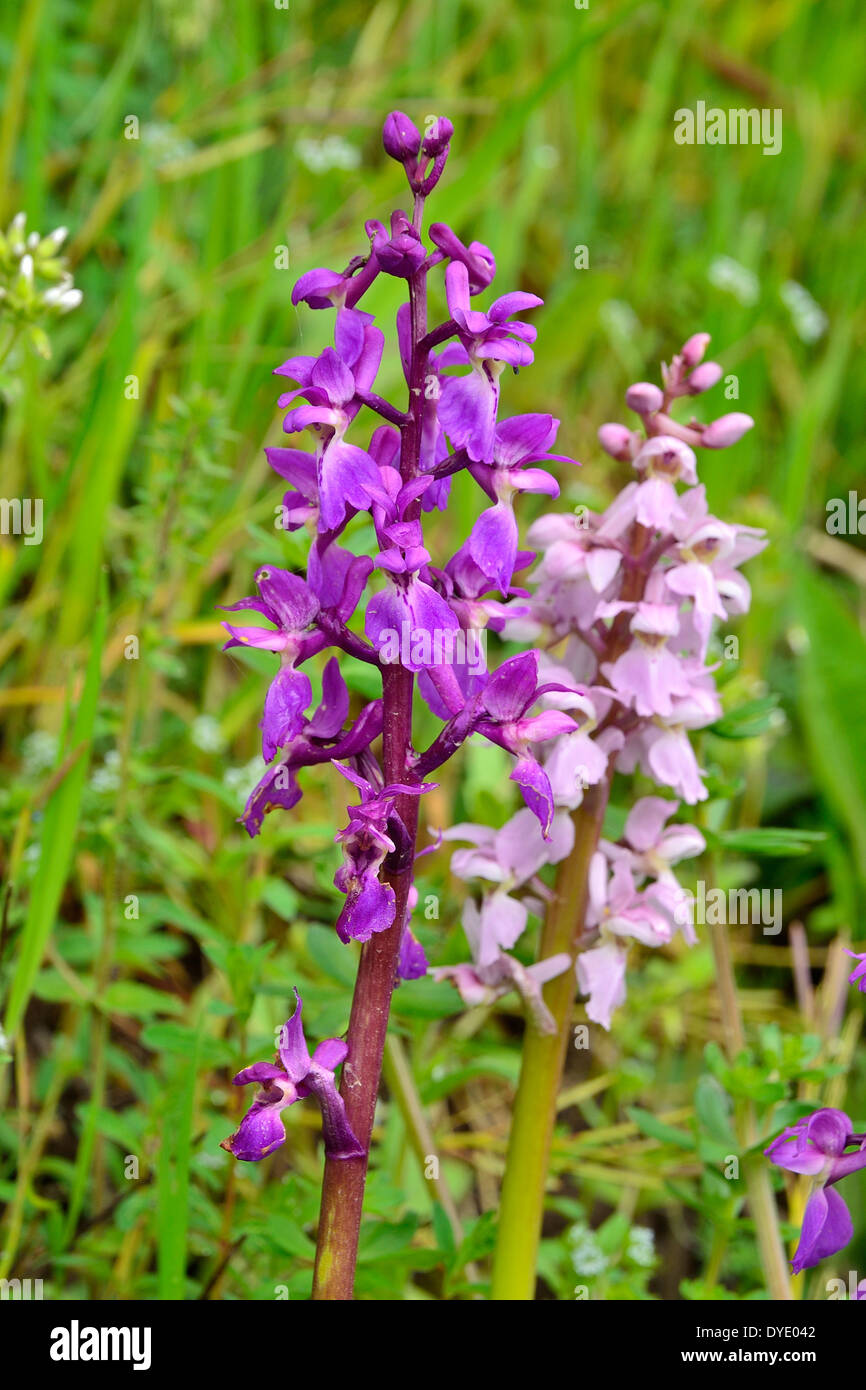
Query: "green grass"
0 0 864 1301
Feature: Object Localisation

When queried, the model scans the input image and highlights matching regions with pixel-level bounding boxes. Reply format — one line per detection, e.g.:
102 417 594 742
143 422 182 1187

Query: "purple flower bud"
422 116 453 157
701 412 754 448
429 224 496 293
376 211 427 277
598 423 634 460
680 332 711 367
686 361 723 394
382 110 421 163
291 267 345 310
625 382 664 416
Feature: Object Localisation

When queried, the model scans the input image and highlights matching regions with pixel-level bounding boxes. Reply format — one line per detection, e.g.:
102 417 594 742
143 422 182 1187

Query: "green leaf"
707 826 826 856
306 925 356 987
694 1075 735 1147
710 695 781 739
626 1107 696 1150
100 982 185 1018
261 877 300 921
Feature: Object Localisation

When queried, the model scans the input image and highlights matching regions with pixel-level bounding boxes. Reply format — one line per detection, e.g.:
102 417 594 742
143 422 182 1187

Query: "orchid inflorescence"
441 332 768 1030
219 106 758 1149
216 108 864 1297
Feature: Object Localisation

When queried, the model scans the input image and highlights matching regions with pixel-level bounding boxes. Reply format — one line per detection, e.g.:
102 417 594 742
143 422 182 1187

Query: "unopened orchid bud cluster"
444 333 767 1030
220 109 582 1162
0 212 82 361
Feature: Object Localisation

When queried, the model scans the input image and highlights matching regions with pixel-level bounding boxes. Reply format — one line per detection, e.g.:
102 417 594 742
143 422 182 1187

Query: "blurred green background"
1 0 865 1300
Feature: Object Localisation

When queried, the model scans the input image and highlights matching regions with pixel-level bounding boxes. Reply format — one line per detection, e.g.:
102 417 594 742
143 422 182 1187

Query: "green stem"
491 784 609 1299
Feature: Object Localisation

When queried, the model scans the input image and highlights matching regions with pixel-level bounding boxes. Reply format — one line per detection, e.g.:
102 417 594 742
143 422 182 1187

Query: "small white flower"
780 280 827 344
91 749 122 793
568 1221 608 1277
708 255 759 306
191 714 224 752
43 226 68 250
57 288 83 312
627 1225 656 1267
22 729 60 773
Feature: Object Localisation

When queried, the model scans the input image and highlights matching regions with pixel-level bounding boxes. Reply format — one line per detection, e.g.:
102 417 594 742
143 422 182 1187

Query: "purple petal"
397 926 428 981
493 413 558 467
510 754 555 838
291 267 344 309
232 1061 286 1087
365 581 409 662
265 448 319 498
334 307 366 367
255 566 319 630
311 347 356 405
312 1037 348 1071
483 651 539 721
330 700 384 759
222 623 288 653
438 369 498 462
444 259 472 321
467 502 518 594
307 541 354 609
221 1098 290 1162
488 290 543 321
261 667 312 761
624 796 678 853
318 441 381 532
335 874 396 944
791 1188 853 1273
305 657 349 740
278 990 312 1083
240 762 302 838
304 1065 365 1160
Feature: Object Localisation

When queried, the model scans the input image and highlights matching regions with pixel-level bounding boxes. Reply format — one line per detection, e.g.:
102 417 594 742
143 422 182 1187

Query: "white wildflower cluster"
0 212 82 361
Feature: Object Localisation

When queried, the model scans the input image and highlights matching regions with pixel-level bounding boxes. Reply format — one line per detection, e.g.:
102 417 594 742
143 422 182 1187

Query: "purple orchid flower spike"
221 990 364 1162
765 1108 866 1272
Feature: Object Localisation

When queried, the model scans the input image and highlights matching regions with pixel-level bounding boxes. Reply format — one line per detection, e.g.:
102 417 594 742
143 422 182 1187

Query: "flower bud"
701 412 754 448
598 423 634 460
680 332 710 367
376 211 427 277
382 111 421 164
685 361 722 394
291 267 345 310
625 382 663 415
422 116 453 158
